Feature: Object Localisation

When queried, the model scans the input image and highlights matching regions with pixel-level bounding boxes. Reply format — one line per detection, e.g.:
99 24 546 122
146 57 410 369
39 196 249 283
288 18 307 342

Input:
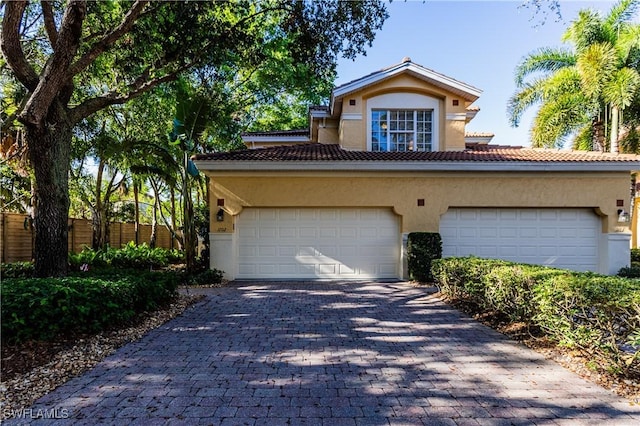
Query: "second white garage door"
236 208 400 279
439 208 601 272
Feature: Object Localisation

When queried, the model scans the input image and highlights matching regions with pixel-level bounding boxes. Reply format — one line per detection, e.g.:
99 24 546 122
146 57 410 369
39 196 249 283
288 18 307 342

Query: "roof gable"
333 57 482 105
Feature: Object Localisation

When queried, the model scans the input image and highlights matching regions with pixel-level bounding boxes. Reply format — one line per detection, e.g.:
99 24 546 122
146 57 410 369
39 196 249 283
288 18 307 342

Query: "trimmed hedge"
406 232 442 282
432 257 640 376
1 269 178 343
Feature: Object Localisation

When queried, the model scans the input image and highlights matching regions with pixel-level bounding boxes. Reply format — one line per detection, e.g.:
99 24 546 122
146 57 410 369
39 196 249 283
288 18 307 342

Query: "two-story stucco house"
193 58 640 280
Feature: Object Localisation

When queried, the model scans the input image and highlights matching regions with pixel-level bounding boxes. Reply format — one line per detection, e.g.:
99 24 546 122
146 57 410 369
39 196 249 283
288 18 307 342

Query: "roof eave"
193 160 640 173
332 62 482 111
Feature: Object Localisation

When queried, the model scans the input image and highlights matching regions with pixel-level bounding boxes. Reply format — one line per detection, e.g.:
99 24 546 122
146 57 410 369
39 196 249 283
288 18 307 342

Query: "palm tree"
508 0 640 152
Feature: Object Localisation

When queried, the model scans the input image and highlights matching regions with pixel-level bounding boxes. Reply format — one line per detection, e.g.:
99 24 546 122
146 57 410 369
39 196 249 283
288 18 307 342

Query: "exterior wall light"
216 209 225 222
618 209 630 223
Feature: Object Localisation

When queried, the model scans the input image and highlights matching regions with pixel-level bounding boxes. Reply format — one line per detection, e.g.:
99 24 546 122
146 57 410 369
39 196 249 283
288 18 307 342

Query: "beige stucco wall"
207 171 631 235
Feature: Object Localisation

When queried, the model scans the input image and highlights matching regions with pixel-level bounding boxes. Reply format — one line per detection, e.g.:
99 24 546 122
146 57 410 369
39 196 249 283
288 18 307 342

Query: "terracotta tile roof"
465 132 495 138
193 143 639 163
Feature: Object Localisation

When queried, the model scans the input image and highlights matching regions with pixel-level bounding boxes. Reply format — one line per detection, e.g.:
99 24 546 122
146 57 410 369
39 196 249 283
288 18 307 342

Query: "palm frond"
530 92 591 148
514 47 576 87
603 67 640 108
615 25 640 65
576 42 617 98
604 0 640 34
563 9 606 51
571 123 595 150
507 79 545 127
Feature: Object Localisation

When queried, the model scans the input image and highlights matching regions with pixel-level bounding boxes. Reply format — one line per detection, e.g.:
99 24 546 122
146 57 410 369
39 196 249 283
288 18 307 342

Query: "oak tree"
0 0 388 277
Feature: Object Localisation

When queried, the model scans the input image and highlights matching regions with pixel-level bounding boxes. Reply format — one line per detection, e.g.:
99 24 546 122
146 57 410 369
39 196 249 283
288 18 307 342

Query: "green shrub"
1 261 34 278
69 242 183 270
631 248 640 263
406 232 442 282
431 257 640 376
1 270 178 343
188 268 224 286
618 266 640 278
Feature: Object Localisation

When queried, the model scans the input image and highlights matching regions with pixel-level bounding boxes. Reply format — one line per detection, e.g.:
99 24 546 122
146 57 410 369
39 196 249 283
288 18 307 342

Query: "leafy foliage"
1 261 35 279
1 270 179 343
1 0 389 277
432 257 640 377
406 233 442 282
68 242 183 270
618 266 640 278
187 269 225 286
508 0 640 151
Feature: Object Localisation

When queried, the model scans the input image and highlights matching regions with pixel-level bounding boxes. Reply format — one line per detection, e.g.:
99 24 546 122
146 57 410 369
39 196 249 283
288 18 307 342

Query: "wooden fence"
0 212 177 264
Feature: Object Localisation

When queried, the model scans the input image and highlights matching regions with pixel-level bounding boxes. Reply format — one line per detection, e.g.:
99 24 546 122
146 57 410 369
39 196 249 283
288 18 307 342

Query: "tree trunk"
150 182 158 249
592 117 605 152
134 180 140 245
92 159 105 249
170 188 176 250
610 105 620 154
26 102 72 277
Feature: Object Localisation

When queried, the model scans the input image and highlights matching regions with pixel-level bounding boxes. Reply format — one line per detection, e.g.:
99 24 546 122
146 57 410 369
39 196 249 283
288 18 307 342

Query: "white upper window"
367 93 439 152
371 109 433 152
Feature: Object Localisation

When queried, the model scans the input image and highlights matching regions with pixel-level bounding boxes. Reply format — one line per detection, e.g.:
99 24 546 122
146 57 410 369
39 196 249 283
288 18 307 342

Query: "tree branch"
69 0 149 77
41 0 59 47
0 0 39 90
19 0 87 126
69 64 190 123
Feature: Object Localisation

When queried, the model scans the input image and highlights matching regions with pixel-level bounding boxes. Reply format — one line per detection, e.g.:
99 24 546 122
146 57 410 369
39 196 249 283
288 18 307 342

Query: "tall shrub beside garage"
407 232 442 282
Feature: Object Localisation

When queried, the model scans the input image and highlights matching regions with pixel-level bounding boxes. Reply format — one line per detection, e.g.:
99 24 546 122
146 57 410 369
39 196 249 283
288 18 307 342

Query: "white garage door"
236 208 400 279
439 208 600 272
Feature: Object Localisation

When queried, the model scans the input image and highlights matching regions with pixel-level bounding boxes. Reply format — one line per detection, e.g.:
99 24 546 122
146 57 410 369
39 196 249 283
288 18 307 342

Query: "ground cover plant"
431 257 640 381
619 248 640 277
68 242 183 270
1 269 179 343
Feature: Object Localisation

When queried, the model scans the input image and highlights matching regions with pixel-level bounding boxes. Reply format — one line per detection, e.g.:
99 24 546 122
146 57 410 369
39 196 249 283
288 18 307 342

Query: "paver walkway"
6 281 640 425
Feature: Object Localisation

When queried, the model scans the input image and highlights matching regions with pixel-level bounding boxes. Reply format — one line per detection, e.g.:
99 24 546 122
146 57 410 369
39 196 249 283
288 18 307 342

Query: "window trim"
366 93 439 152
371 109 433 152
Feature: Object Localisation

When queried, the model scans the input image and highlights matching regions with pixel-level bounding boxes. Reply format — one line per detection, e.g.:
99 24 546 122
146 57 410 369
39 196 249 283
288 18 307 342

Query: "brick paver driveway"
11 281 640 425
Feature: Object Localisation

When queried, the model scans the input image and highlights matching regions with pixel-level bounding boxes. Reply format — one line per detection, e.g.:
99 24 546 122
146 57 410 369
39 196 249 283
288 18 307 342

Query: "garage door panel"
338 265 356 275
519 211 538 220
539 246 558 256
459 227 477 238
237 208 399 279
319 228 337 238
258 246 277 257
478 246 498 257
238 264 256 275
440 208 599 272
259 209 277 220
519 228 537 238
500 227 518 238
279 227 296 238
277 209 297 221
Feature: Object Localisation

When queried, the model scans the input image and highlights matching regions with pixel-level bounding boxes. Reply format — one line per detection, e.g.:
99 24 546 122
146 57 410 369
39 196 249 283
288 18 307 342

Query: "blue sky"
335 0 624 147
